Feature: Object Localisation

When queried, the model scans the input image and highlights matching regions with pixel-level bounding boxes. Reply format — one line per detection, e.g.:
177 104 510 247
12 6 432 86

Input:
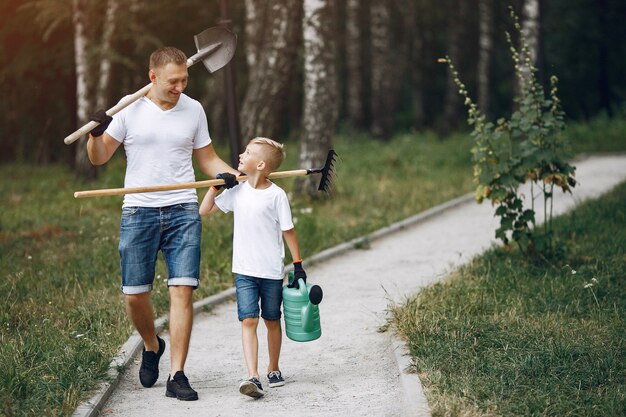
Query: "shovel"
63 26 237 145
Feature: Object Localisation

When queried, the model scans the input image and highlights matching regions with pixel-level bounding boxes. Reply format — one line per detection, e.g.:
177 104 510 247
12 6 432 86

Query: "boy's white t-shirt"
215 181 294 280
106 94 212 207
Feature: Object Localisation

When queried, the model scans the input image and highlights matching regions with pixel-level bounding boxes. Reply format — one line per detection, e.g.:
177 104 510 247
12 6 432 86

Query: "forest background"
1 0 625 174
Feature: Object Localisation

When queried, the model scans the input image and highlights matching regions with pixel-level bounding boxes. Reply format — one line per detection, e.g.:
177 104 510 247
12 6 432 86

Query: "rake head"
308 149 338 192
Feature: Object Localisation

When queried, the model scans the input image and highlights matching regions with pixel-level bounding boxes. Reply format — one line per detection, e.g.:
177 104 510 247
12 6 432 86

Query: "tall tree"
96 0 118 110
296 0 337 198
518 0 540 93
369 0 394 139
402 0 425 129
240 0 302 141
71 0 97 179
442 0 467 135
477 0 493 116
345 0 365 129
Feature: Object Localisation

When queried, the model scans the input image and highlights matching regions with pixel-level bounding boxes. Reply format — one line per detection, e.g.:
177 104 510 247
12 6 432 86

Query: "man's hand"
89 109 113 137
215 172 238 190
288 261 307 289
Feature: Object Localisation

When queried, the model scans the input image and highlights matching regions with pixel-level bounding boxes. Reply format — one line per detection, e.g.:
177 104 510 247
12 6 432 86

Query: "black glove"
89 109 113 137
215 172 238 190
288 261 307 289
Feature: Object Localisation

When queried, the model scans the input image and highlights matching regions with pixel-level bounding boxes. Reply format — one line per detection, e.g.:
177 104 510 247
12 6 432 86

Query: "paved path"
81 155 626 417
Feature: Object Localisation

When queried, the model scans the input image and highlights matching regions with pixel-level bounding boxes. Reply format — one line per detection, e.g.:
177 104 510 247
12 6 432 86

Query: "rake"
73 150 337 198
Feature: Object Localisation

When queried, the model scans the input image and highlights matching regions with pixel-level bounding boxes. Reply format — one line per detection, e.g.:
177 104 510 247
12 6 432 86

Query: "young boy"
200 137 308 398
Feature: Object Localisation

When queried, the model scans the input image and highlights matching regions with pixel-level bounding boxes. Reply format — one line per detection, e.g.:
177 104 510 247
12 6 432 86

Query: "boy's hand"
89 109 113 137
288 260 307 288
215 172 238 190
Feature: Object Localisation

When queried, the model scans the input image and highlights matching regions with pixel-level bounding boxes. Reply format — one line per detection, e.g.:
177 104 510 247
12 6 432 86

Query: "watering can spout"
299 280 323 333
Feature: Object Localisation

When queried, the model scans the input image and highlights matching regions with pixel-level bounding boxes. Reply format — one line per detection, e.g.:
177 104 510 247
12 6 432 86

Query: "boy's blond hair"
149 47 187 70
249 137 285 172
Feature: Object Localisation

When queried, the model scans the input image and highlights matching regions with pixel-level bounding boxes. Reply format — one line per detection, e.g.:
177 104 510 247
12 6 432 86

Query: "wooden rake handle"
74 169 310 198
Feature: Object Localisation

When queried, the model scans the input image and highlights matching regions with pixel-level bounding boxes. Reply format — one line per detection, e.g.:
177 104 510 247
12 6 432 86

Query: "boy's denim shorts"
118 203 201 295
235 274 283 321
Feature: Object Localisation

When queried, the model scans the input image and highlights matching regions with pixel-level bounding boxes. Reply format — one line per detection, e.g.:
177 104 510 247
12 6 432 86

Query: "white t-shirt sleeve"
276 189 294 231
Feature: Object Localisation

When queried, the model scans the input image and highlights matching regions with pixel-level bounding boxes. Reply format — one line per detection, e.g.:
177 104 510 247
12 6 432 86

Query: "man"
87 46 238 401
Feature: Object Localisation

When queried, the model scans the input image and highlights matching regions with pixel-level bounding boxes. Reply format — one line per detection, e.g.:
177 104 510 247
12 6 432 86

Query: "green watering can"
283 271 323 342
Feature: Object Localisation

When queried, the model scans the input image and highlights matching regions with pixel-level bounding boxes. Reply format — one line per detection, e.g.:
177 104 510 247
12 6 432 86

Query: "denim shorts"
118 203 201 294
235 274 283 321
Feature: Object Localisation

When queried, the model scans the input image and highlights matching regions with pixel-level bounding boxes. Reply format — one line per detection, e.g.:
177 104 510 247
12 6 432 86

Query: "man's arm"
194 144 239 178
87 132 121 165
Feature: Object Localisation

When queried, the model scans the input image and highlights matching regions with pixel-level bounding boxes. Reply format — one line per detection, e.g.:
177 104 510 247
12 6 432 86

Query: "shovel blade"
194 26 237 73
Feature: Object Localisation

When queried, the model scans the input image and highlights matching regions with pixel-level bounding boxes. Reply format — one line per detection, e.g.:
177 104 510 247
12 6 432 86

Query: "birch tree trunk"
296 0 337 198
96 0 118 110
518 0 540 93
72 0 97 179
370 0 393 139
345 0 364 129
240 0 302 141
477 0 493 116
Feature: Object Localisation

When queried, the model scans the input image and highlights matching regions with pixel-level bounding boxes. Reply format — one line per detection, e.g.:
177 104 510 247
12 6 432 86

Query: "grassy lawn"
0 115 625 415
391 181 626 417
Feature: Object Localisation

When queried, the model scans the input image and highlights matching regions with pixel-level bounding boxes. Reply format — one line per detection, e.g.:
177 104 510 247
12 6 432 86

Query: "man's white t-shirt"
215 181 294 280
106 94 211 207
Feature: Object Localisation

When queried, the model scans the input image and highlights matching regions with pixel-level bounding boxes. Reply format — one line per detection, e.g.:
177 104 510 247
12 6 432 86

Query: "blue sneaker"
239 377 264 398
267 370 285 388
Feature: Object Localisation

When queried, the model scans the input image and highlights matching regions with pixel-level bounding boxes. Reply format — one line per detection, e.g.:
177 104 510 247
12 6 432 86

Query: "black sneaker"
239 377 264 398
267 370 285 388
139 335 165 388
166 371 199 401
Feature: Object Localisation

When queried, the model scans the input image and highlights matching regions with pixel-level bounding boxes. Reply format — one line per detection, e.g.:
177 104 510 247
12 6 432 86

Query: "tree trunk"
240 0 302 142
477 0 493 116
96 0 118 110
345 0 364 129
295 0 337 198
401 0 424 130
72 0 97 179
369 0 394 140
518 0 540 93
442 0 466 136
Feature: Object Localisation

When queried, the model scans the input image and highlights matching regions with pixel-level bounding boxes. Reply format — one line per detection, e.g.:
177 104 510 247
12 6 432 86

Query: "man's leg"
168 285 194 374
126 292 159 351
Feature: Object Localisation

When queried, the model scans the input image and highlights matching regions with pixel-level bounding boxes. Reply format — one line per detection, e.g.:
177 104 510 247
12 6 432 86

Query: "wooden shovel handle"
63 84 153 145
74 169 309 198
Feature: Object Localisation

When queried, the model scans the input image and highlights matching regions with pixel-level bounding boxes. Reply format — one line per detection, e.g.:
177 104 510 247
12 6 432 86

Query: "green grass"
391 181 626 417
0 115 625 415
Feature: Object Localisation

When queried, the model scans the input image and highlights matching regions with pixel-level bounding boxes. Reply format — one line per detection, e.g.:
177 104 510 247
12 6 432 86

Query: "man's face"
150 62 188 106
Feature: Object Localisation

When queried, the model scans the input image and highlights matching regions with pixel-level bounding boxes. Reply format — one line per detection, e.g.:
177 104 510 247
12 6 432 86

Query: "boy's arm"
199 186 222 216
284 228 307 288
283 228 301 262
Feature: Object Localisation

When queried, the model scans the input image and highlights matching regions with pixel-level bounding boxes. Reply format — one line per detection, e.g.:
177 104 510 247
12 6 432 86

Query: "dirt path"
84 154 626 417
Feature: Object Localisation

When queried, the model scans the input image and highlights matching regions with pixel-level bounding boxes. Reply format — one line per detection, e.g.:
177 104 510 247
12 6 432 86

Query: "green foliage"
391 181 626 417
441 8 576 256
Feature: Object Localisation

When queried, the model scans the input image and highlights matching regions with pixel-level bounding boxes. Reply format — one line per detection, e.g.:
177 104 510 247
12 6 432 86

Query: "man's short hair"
149 47 187 70
249 137 285 172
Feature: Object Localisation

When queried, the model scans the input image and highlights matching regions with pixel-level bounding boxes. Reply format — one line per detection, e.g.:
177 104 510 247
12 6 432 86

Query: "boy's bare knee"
241 317 259 329
264 318 281 329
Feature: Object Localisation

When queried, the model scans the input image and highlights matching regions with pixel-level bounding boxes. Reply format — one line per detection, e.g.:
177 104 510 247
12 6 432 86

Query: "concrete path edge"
72 193 474 417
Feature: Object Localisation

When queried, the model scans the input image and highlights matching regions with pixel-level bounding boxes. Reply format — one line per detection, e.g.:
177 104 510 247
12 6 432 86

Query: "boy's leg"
264 319 282 372
241 317 260 377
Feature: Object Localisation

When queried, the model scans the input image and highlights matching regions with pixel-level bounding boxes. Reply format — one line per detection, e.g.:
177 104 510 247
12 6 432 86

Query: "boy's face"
238 144 264 174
